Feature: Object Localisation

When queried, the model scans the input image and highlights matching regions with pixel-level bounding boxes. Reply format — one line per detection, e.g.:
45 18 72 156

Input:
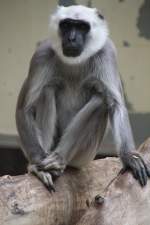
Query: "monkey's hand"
38 152 66 173
121 152 150 187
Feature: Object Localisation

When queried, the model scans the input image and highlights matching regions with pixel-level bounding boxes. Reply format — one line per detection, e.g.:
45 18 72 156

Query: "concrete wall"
0 0 150 146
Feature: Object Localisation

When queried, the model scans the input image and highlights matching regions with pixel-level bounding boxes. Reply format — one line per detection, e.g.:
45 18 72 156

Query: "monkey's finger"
38 156 61 167
132 159 147 186
50 169 63 179
138 156 150 178
137 157 148 186
145 165 150 178
43 162 63 170
131 165 138 180
132 155 150 177
128 154 147 186
140 166 147 186
137 156 150 179
38 160 62 170
141 161 150 180
41 158 65 170
131 165 143 186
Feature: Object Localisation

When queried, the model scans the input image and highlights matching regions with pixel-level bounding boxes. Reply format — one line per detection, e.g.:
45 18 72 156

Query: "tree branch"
0 138 150 225
77 138 150 225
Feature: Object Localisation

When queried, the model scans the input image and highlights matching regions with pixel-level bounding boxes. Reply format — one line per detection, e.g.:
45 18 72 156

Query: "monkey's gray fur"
16 5 150 190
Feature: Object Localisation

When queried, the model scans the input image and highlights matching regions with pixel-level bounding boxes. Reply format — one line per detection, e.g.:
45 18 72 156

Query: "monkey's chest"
56 85 89 132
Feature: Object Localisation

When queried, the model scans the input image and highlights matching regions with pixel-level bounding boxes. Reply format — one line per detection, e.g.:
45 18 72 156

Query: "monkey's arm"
101 40 150 186
109 101 150 186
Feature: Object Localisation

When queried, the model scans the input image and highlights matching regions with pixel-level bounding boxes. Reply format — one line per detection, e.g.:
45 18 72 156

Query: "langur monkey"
16 5 150 190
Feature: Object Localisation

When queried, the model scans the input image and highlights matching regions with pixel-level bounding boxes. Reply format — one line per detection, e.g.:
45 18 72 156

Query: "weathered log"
0 138 150 225
77 138 150 225
0 158 121 225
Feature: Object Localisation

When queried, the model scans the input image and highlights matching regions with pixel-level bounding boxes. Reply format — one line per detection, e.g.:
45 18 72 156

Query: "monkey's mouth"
62 46 82 57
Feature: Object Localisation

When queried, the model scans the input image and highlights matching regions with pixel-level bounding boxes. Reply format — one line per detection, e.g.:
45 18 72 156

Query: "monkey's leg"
16 85 57 190
28 87 58 190
68 107 108 168
16 80 49 165
35 86 57 153
39 95 108 171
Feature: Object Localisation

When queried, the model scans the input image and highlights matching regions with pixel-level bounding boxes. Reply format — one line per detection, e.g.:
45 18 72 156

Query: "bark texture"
0 138 150 225
77 138 150 225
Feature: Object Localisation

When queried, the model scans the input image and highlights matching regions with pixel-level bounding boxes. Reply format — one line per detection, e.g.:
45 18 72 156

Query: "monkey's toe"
29 164 55 191
41 171 55 192
145 166 150 178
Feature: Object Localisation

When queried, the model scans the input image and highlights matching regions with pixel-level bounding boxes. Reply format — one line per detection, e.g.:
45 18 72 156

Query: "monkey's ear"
96 10 104 20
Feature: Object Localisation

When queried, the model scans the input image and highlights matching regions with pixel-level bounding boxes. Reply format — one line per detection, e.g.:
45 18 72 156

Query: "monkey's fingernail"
95 195 104 205
133 155 139 159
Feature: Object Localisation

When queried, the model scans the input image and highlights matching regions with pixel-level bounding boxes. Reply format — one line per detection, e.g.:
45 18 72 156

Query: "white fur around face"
49 5 109 64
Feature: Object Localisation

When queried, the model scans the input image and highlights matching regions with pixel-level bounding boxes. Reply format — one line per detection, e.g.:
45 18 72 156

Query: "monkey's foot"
28 164 55 192
122 152 150 187
38 152 66 172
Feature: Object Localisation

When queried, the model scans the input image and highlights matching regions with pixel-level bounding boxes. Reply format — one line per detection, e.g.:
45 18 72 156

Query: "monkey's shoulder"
31 39 55 64
96 38 117 59
105 38 117 54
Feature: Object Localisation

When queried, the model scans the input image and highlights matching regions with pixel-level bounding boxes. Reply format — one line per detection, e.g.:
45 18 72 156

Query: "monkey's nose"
68 30 76 42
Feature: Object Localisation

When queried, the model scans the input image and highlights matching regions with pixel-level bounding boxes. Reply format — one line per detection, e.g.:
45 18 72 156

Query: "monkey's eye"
59 21 69 31
78 22 90 33
59 19 90 33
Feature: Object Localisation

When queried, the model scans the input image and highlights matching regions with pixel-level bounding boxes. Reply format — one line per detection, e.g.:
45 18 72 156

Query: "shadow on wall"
98 113 150 157
0 148 27 176
58 0 92 7
137 0 150 40
130 113 150 146
58 0 77 6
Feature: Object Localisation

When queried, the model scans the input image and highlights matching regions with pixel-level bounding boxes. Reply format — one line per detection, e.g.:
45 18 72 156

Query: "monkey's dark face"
59 18 90 57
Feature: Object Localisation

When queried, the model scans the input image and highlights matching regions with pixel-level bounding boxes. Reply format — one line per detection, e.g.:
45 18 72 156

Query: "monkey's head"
49 5 109 64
